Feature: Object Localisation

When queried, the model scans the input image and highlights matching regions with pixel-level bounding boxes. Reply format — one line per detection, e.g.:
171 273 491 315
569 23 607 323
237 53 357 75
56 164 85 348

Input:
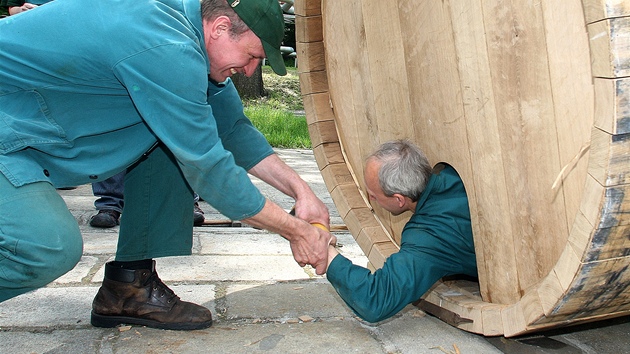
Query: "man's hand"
8 3 38 15
288 223 333 275
246 153 333 273
243 200 333 274
292 195 330 230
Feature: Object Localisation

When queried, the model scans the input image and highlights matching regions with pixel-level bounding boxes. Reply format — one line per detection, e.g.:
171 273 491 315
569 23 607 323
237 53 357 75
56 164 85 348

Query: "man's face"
364 159 406 215
207 27 266 83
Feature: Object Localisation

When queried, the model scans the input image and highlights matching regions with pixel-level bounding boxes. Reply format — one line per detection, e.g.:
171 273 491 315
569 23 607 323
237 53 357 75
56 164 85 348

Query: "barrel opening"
435 161 479 278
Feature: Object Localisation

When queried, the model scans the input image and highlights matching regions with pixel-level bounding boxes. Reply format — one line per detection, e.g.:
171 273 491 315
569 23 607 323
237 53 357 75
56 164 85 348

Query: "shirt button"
43 169 50 177
89 175 98 180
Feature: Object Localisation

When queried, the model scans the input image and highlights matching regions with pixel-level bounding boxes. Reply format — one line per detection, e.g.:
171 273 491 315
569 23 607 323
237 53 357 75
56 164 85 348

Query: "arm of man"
207 79 330 228
248 153 330 228
206 79 333 272
325 227 476 323
325 243 449 323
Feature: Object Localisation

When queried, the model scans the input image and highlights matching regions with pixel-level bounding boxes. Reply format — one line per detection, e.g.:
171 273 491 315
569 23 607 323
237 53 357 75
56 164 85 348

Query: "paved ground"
0 149 629 353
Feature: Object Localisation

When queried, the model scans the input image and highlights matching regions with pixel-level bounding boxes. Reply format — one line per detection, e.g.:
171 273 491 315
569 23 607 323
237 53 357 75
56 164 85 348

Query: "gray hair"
201 0 250 38
368 139 432 202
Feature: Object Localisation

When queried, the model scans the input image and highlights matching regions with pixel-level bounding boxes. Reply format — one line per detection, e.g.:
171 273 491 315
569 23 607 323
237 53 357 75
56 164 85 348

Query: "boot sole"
91 311 213 331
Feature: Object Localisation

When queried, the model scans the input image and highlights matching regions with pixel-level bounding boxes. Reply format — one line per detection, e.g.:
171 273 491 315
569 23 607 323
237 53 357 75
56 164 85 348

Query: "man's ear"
393 193 406 208
205 16 231 40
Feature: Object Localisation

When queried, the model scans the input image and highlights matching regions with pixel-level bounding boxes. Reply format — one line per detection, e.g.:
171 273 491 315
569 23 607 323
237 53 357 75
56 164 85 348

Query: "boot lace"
144 271 180 304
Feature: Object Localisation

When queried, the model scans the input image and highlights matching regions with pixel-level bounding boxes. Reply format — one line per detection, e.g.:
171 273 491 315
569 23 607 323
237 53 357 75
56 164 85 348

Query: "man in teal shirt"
325 140 477 322
0 0 333 330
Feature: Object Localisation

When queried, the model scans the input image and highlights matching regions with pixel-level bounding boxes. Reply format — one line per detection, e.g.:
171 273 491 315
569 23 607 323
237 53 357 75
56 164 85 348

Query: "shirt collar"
414 164 446 213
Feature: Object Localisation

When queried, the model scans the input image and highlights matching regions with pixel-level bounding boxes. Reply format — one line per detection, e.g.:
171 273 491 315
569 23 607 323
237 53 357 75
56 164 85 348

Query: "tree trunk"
231 63 265 99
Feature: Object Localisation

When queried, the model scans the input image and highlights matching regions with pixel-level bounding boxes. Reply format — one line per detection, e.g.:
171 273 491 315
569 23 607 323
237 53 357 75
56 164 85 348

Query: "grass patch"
246 105 310 148
244 66 310 149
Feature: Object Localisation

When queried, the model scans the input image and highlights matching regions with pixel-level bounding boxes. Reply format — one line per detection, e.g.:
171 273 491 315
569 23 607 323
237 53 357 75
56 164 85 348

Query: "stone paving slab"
223 281 352 320
0 287 98 327
105 321 385 354
0 329 108 354
1 322 382 354
55 256 100 283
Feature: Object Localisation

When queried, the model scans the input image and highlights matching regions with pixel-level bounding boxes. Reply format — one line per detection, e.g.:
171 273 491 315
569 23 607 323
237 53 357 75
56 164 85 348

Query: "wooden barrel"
296 0 630 337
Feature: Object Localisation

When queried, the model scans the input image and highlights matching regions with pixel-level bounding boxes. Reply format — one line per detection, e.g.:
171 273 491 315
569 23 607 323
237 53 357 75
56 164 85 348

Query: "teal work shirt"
0 0 273 220
326 164 477 323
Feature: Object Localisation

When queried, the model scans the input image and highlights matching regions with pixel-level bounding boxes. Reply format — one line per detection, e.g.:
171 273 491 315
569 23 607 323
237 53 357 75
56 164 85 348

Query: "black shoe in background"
193 202 205 226
89 209 121 228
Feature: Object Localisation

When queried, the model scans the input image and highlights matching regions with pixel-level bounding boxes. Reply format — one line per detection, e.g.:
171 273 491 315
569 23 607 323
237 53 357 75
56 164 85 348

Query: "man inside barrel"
0 0 333 330
325 140 477 322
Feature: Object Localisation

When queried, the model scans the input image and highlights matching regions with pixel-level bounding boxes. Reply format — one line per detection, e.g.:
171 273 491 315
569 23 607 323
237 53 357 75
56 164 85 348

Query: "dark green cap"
230 0 287 76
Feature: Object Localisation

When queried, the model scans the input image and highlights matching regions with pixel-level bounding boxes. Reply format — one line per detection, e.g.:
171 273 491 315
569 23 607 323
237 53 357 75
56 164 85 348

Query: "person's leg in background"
90 171 204 228
90 170 125 228
193 192 205 226
0 173 83 302
91 144 212 330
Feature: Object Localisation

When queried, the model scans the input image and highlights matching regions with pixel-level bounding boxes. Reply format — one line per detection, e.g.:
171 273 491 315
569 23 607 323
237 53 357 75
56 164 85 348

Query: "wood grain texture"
297 0 630 337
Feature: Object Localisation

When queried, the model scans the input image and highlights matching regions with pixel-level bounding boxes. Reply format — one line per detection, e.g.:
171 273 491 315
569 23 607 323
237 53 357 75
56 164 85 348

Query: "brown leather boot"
91 261 212 330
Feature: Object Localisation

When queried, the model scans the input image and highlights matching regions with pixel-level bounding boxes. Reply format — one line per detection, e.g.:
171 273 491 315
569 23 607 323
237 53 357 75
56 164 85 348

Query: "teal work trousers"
0 144 195 301
116 143 194 261
0 173 83 302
